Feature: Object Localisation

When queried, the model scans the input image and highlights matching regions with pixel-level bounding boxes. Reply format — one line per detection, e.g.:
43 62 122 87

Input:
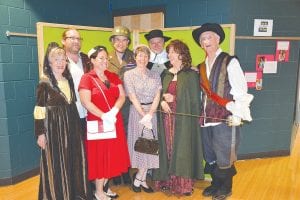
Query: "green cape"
153 69 204 180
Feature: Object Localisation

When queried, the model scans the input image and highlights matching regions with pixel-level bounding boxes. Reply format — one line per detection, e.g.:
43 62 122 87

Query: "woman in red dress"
79 46 130 200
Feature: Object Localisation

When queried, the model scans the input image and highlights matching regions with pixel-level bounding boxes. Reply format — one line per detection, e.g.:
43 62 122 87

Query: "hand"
139 114 153 129
161 101 171 114
226 101 235 112
140 114 152 123
101 112 117 124
37 134 46 150
163 93 174 103
227 115 242 126
106 106 119 117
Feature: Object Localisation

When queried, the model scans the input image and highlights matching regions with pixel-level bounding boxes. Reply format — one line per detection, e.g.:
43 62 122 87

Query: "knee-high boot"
212 165 237 200
202 162 221 197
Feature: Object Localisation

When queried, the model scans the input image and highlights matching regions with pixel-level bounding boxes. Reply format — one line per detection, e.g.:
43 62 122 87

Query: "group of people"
33 23 253 200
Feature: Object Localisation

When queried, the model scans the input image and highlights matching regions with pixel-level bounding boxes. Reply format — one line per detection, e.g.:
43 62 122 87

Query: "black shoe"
202 185 218 197
141 185 154 193
103 181 109 193
160 185 169 191
122 172 132 185
183 192 192 196
132 184 141 193
183 188 193 196
212 189 232 200
112 176 121 185
131 172 141 193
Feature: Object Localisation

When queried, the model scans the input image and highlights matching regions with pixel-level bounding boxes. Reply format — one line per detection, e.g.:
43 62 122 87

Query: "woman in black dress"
33 43 92 200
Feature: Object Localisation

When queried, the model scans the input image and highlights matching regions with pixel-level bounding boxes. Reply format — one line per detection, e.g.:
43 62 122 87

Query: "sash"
199 63 230 107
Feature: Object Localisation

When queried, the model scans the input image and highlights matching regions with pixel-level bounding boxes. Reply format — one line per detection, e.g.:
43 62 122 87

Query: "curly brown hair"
166 39 192 69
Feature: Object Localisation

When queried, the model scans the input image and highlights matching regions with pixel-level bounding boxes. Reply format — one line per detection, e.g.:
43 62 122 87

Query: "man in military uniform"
108 25 135 79
108 25 135 186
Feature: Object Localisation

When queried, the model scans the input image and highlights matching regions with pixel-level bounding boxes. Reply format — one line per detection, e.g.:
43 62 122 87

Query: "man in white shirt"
144 29 171 74
62 28 91 131
192 23 253 200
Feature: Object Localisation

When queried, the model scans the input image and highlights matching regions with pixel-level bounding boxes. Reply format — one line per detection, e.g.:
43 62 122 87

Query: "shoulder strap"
90 76 111 109
140 126 156 139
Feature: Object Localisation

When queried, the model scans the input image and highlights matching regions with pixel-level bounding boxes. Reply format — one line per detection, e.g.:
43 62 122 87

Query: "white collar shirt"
67 54 87 118
203 48 252 127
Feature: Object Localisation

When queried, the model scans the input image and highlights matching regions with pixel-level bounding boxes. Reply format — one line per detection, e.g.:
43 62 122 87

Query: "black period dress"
34 78 92 200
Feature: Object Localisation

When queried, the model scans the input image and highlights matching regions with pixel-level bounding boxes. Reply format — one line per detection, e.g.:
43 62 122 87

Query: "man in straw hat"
192 23 253 200
144 29 172 74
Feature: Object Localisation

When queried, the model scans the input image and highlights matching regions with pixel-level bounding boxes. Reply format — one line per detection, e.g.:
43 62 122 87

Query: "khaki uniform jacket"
107 49 135 80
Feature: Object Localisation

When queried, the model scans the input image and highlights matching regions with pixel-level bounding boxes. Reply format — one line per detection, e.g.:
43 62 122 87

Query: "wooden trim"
36 22 114 78
36 22 112 31
36 22 45 79
238 150 290 160
0 167 39 186
236 36 300 41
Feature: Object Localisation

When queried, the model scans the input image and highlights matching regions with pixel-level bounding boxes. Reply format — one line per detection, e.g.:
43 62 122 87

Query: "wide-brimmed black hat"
192 23 225 45
144 29 171 42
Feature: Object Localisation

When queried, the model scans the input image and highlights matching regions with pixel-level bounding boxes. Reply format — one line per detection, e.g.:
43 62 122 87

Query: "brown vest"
199 52 236 125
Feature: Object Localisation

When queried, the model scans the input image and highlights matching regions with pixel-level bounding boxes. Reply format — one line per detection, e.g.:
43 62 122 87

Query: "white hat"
87 48 97 58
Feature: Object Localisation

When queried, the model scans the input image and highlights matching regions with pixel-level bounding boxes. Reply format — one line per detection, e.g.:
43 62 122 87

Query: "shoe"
212 189 232 200
94 192 111 200
132 184 141 193
103 181 109 193
112 176 121 185
104 190 119 199
183 189 193 196
122 172 132 185
141 185 154 193
202 185 218 197
183 192 192 196
160 185 169 191
103 181 119 198
131 172 141 193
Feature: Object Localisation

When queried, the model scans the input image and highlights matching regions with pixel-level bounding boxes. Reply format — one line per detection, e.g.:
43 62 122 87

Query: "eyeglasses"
65 37 83 41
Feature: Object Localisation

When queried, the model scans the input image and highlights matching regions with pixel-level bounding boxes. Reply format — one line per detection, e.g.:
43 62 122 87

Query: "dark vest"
199 52 236 125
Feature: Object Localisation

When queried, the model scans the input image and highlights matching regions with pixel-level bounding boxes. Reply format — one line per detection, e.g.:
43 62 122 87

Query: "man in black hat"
192 23 253 200
144 29 171 74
